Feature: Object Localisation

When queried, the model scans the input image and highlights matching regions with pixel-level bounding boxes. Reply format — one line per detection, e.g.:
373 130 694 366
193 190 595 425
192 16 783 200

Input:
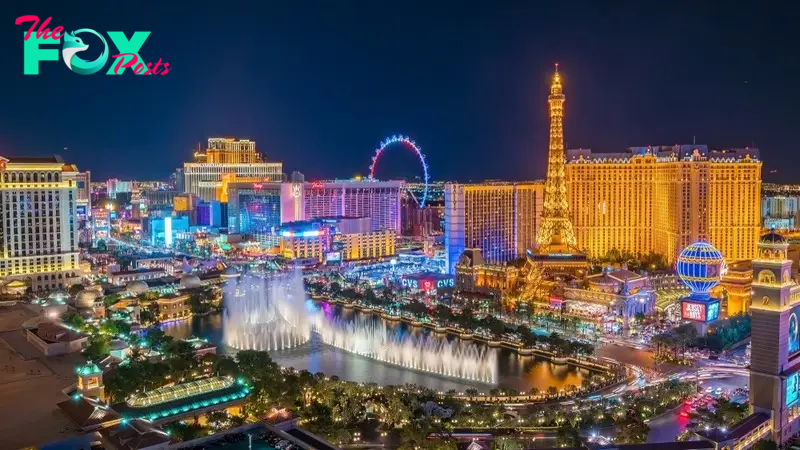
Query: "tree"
69 284 84 296
556 425 582 448
753 440 778 450
188 291 211 315
492 438 522 450
329 282 342 298
236 350 280 383
206 411 232 430
364 288 379 306
145 327 172 349
166 422 209 442
84 334 110 361
162 340 195 361
61 311 85 329
616 413 650 444
102 293 121 308
213 355 240 377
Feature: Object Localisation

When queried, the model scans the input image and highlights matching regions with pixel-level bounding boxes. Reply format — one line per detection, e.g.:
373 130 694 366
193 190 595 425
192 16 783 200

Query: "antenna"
693 136 696 145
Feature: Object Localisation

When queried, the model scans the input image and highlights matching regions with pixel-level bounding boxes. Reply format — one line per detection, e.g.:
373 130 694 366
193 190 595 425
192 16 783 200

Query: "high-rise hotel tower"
444 182 544 274
184 138 283 202
565 145 761 263
0 156 82 292
749 230 800 443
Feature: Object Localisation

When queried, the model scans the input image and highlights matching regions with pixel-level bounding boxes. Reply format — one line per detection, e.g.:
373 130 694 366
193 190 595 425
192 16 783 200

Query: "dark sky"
2 1 798 182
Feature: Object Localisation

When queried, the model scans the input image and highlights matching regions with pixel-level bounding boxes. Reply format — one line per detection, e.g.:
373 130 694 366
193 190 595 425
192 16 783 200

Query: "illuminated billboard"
787 372 800 407
325 252 342 264
401 274 454 292
681 299 720 323
789 305 800 356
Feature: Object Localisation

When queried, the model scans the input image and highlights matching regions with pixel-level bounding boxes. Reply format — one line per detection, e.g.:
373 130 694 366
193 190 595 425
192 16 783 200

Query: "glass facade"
238 193 281 234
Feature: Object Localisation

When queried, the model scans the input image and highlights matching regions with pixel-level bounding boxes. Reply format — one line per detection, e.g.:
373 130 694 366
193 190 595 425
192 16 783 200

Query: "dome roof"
760 231 787 245
125 280 149 295
676 241 726 294
85 284 104 294
179 275 201 289
75 290 101 308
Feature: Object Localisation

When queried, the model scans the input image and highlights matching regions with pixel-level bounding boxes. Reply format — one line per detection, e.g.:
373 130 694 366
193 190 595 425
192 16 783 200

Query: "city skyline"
1 1 796 182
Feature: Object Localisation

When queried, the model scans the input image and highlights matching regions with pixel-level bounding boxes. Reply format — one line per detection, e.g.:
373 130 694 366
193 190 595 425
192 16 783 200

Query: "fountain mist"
222 272 310 351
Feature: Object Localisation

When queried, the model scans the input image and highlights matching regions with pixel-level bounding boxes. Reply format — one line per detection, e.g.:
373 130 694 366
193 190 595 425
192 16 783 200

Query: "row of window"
2 171 61 183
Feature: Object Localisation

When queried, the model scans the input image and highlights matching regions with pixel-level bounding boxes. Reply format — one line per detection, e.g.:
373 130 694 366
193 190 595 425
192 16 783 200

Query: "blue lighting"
676 241 725 296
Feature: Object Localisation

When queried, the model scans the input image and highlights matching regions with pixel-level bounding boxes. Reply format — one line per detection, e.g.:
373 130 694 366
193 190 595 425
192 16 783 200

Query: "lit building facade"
714 259 754 316
455 248 520 299
444 182 543 274
75 171 92 245
763 195 799 230
279 220 334 262
184 138 283 202
299 180 402 234
0 156 82 292
749 230 800 443
279 217 396 263
148 216 189 248
227 182 282 245
565 145 761 263
339 230 396 261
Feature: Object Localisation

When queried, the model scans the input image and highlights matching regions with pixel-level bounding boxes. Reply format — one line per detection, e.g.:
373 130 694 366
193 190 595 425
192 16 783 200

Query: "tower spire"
536 64 577 251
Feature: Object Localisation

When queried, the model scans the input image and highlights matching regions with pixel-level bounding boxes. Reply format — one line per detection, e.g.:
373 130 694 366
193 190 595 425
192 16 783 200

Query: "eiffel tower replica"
531 65 587 278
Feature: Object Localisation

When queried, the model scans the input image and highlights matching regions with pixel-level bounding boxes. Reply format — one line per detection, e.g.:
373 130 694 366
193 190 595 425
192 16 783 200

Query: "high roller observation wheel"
368 135 430 208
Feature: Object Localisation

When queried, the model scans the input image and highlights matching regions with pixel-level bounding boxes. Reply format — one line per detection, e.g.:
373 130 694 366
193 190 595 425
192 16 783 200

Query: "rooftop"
98 418 172 450
5 155 65 164
566 145 760 163
126 376 234 408
695 412 770 443
57 396 122 430
114 376 251 421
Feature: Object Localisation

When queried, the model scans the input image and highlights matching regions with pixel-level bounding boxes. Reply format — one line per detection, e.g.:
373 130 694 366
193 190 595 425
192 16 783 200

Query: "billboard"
787 372 800 407
789 306 800 356
681 299 721 323
325 252 342 264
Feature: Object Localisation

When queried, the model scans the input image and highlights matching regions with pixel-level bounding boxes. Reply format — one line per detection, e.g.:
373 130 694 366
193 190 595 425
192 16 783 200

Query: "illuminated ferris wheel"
368 135 430 207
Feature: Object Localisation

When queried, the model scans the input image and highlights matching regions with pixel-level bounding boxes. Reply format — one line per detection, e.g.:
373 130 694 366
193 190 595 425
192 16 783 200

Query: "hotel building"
0 156 82 292
565 145 761 263
183 138 283 202
226 180 402 248
444 182 544 274
763 195 799 230
299 180 402 234
75 171 92 245
278 217 396 263
747 230 800 443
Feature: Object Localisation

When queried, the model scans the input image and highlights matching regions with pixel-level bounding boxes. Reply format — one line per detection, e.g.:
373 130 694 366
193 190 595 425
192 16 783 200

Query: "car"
705 387 713 393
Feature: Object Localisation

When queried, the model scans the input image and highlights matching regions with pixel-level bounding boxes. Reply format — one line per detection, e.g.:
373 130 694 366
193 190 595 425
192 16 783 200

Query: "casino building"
566 145 761 264
748 230 800 443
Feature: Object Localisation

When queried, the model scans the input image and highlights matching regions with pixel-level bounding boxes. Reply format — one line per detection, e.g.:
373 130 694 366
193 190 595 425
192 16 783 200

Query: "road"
645 371 747 442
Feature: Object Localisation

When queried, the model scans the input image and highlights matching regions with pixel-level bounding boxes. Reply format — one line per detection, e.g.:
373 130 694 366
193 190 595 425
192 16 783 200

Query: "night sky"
1 1 798 182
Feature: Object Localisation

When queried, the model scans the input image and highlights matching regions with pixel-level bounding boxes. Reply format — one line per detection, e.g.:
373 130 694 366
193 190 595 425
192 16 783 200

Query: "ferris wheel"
368 135 430 208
